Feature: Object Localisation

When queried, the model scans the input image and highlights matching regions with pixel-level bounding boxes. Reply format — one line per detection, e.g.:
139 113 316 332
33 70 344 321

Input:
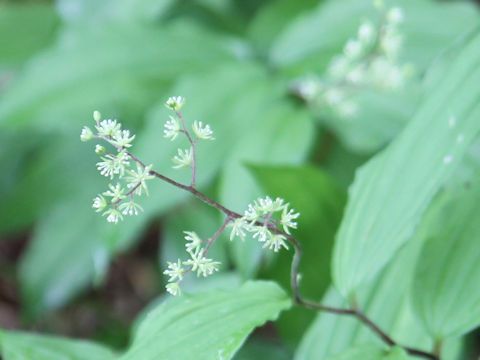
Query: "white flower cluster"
163 231 221 296
81 111 154 224
163 96 215 171
294 1 413 118
228 196 299 252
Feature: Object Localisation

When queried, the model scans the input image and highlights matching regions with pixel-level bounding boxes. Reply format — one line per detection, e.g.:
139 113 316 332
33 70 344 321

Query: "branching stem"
126 151 438 360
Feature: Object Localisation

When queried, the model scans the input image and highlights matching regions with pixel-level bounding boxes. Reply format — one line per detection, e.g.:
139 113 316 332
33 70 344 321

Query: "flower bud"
93 110 102 122
95 144 106 154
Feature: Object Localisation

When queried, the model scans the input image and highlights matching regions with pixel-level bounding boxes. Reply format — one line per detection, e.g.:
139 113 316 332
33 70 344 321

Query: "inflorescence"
81 96 300 296
293 0 413 118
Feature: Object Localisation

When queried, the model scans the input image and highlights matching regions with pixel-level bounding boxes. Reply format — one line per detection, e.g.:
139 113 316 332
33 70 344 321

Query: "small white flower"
164 115 181 141
103 183 125 203
358 21 375 44
381 31 403 59
346 66 365 85
92 195 107 212
337 101 358 118
96 157 117 179
95 144 105 154
125 164 154 195
192 120 215 140
172 147 193 169
328 56 349 78
263 234 289 252
251 225 271 243
119 201 143 216
97 151 130 179
324 88 344 106
183 251 221 277
228 218 249 241
103 209 123 224
111 129 135 148
344 39 362 59
80 126 94 142
163 259 185 282
96 119 121 137
281 206 300 234
387 7 404 25
184 231 202 253
295 77 322 101
166 282 181 296
165 96 185 111
244 203 260 222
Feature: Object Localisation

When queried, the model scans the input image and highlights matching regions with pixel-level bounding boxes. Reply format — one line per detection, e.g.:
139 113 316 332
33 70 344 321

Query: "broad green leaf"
0 330 115 360
329 344 408 360
332 30 480 297
250 165 346 345
412 178 480 339
0 21 234 129
0 137 100 235
120 281 291 360
0 3 59 66
19 196 105 318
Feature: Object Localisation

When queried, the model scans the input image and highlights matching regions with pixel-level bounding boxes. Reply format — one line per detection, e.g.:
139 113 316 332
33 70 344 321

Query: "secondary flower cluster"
163 231 222 296
293 1 413 118
80 111 154 223
162 196 299 296
228 196 300 252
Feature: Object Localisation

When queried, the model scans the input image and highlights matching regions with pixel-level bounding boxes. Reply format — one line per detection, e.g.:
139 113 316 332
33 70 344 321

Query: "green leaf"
332 30 480 297
0 3 59 66
19 197 104 318
412 178 480 339
0 21 234 129
250 165 346 345
329 344 408 360
0 330 115 360
120 281 291 360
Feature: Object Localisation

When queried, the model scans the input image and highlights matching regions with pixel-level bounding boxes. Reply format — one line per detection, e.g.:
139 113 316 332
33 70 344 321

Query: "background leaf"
0 330 115 360
120 281 291 360
332 31 480 297
412 176 480 340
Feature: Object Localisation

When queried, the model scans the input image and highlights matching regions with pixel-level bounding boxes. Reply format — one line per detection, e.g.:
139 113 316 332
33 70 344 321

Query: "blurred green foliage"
1 0 480 359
